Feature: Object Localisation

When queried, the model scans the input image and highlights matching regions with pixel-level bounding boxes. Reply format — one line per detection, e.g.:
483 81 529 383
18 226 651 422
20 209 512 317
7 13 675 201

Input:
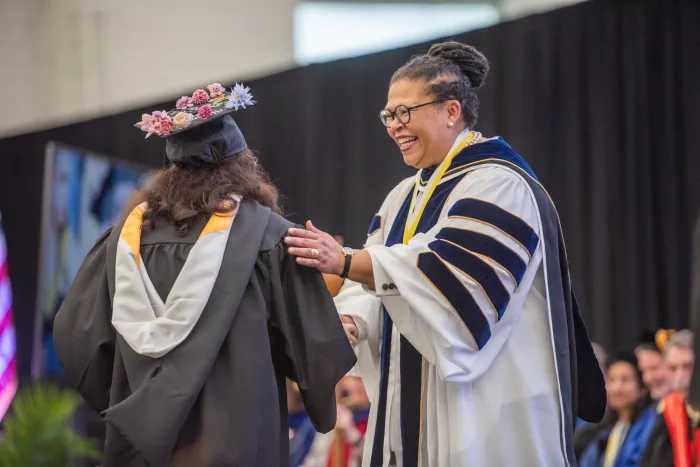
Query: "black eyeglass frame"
379 99 447 127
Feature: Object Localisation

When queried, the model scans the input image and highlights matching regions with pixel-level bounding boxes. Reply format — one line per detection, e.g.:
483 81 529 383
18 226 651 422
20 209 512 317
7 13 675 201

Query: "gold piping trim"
448 216 532 261
432 246 499 322
367 214 383 238
440 239 511 318
438 225 520 285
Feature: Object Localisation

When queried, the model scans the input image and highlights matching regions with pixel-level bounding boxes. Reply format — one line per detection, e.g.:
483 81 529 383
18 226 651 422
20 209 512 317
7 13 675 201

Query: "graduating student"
285 41 606 466
53 84 357 467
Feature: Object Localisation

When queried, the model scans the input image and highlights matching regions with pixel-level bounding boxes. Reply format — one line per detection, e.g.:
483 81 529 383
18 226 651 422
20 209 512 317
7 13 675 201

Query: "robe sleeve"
365 167 543 383
268 241 357 433
53 228 115 414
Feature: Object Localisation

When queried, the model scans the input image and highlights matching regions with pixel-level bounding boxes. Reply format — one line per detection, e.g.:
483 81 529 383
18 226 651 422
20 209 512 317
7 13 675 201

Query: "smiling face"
384 78 465 169
636 348 671 400
606 361 644 412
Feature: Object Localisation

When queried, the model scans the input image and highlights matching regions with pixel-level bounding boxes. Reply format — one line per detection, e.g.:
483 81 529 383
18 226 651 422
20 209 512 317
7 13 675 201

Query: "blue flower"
226 83 255 111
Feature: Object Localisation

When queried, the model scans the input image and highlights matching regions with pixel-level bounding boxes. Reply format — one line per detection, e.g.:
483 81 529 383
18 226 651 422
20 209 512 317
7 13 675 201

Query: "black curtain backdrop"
1 0 698 381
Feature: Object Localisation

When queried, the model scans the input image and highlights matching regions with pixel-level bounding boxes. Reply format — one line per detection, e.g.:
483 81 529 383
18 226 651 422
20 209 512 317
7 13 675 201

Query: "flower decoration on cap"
139 111 175 138
208 83 225 98
176 96 194 110
226 83 255 111
136 82 255 139
191 89 210 105
173 112 194 129
197 105 213 120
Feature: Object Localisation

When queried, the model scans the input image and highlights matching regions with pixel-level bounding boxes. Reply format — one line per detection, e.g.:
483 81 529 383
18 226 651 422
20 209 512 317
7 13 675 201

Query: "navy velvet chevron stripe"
436 227 528 285
417 251 492 349
429 239 510 320
447 198 539 256
367 214 382 237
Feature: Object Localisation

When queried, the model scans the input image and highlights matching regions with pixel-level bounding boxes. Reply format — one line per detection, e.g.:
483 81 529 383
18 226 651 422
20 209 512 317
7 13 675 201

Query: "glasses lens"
396 105 410 124
379 110 391 127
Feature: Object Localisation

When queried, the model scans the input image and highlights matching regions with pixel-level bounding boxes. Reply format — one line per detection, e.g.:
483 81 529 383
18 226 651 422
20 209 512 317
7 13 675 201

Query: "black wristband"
340 253 352 279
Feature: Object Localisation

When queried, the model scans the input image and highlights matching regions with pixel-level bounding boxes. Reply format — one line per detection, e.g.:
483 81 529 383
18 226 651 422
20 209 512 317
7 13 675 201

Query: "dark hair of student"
141 148 283 236
390 41 490 129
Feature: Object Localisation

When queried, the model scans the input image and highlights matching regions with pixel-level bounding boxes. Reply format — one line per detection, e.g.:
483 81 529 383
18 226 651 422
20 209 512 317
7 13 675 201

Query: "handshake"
341 315 359 347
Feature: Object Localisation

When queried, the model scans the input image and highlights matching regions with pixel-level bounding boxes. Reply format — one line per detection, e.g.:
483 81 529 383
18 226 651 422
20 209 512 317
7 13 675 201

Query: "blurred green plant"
0 384 100 467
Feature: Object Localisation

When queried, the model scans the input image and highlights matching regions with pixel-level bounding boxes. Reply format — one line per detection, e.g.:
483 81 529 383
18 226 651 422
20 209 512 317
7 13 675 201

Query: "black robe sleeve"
267 241 357 433
53 228 115 414
572 292 607 423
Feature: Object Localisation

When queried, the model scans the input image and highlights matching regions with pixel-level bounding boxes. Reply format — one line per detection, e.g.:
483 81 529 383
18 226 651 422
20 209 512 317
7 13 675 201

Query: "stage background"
1 0 698 380
36 143 148 380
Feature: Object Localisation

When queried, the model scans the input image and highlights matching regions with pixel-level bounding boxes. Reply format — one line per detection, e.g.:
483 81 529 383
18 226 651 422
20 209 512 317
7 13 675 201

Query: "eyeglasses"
379 100 445 128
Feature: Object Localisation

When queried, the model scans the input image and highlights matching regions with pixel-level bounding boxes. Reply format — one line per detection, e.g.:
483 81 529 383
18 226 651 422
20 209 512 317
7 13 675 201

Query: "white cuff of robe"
363 246 400 297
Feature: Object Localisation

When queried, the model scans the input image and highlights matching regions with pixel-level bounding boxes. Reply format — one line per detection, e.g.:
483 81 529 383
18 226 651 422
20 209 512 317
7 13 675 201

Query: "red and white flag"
0 213 17 421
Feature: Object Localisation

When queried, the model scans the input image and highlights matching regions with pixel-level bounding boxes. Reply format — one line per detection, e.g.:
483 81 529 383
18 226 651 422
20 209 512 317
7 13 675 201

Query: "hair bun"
427 41 490 89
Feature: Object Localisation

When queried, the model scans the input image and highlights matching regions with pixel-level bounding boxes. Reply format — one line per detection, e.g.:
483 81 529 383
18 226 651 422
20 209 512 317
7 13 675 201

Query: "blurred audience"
288 380 322 467
578 351 656 467
641 330 699 467
635 332 672 401
664 330 695 398
288 376 370 467
327 376 370 467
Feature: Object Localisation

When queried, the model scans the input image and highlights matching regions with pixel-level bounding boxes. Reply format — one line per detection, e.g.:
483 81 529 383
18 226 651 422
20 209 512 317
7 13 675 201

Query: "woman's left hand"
286 221 345 275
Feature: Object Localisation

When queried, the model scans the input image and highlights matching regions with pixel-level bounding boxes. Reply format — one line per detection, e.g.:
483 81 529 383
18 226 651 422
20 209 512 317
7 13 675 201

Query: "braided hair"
391 41 490 129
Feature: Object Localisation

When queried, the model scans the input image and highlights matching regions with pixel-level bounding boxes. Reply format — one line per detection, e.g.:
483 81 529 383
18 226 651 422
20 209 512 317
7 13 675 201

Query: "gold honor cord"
402 131 478 244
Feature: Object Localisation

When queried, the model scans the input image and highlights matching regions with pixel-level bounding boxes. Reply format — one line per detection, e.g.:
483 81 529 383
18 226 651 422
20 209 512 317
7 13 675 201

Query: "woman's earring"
447 121 454 128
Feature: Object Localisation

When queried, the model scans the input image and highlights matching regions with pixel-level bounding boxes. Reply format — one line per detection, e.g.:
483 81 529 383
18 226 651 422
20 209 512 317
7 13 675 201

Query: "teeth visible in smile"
399 136 417 147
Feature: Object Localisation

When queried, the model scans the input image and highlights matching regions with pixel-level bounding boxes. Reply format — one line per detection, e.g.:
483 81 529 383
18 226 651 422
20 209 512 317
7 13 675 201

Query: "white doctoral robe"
335 153 571 466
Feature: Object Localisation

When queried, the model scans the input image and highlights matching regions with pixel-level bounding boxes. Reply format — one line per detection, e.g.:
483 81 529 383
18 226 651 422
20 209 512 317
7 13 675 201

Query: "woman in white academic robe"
285 41 606 466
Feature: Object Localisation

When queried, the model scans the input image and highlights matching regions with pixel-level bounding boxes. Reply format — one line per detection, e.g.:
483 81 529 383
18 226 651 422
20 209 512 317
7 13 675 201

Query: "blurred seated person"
636 330 673 402
288 376 369 467
288 379 326 467
327 376 371 467
641 330 699 467
578 351 656 467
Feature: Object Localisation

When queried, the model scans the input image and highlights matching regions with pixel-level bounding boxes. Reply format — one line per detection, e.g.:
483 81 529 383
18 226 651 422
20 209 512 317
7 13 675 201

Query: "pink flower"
138 111 175 138
159 118 175 136
138 114 157 138
191 89 210 105
198 105 213 120
207 83 225 97
175 96 194 110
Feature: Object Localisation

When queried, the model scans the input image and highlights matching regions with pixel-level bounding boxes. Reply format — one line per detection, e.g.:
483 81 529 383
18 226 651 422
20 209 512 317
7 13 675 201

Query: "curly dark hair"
140 148 283 236
391 41 490 129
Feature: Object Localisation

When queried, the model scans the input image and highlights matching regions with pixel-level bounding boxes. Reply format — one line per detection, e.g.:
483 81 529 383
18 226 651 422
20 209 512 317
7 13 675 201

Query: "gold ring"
310 248 319 258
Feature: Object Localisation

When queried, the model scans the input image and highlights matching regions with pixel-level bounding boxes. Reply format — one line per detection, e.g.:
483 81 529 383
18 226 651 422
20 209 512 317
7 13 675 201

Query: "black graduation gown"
53 200 357 467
